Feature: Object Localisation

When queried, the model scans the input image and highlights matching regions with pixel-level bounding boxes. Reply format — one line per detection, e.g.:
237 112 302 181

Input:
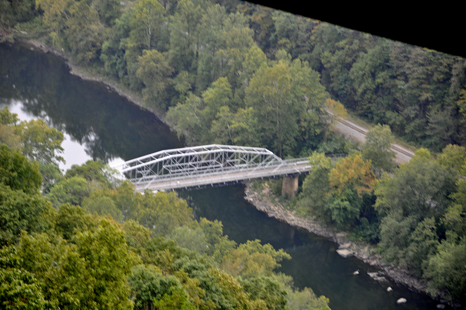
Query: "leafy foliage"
362 124 396 175
0 183 55 247
0 144 42 194
329 153 377 198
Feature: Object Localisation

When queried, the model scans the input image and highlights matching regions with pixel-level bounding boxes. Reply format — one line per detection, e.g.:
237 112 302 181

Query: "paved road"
134 161 312 192
330 113 414 164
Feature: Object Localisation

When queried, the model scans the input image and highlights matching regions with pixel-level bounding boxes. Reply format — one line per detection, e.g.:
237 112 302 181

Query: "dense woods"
291 133 466 304
2 0 466 306
2 0 465 154
0 108 331 309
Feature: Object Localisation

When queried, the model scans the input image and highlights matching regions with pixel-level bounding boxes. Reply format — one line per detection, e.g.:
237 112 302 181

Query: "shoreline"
17 39 170 126
243 181 433 295
12 38 450 307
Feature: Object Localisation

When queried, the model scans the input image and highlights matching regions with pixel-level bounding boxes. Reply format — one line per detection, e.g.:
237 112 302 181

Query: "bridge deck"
134 161 311 192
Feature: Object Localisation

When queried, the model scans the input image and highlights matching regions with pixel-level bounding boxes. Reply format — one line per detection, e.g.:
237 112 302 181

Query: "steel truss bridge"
112 144 312 192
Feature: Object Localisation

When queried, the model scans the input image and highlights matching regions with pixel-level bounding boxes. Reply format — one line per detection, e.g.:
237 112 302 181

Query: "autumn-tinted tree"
328 153 376 198
220 239 290 278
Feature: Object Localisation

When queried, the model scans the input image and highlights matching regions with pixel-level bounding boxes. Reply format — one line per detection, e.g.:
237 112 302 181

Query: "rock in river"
397 298 407 304
336 249 353 258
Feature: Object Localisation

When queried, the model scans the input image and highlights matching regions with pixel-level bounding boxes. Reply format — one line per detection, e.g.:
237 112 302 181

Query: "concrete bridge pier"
282 175 299 198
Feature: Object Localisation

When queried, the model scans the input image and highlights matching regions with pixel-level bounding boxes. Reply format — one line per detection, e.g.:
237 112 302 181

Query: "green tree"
123 0 166 90
229 107 261 147
63 0 103 64
166 93 205 144
0 144 42 194
82 195 124 222
129 0 165 49
10 218 135 309
110 180 141 221
137 190 195 236
73 219 135 309
272 10 299 54
208 268 266 310
287 287 331 310
349 44 393 120
17 119 64 167
35 0 72 32
217 26 255 92
168 0 204 73
288 57 329 147
325 189 361 229
136 49 174 110
245 61 295 157
65 160 120 189
100 12 131 81
202 77 233 125
129 264 194 310
209 106 235 145
425 235 466 302
0 183 55 247
55 204 97 239
0 106 21 149
362 124 396 175
405 217 439 276
297 152 332 220
375 149 456 271
0 247 46 310
93 0 122 26
196 4 228 91
39 162 63 194
46 176 91 208
168 226 209 254
240 277 288 310
436 144 466 177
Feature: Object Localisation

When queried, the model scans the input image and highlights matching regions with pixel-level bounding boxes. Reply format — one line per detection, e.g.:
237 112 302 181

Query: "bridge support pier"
282 175 299 198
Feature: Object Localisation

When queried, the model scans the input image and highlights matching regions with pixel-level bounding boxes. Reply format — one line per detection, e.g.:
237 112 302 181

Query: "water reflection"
0 42 447 310
0 42 183 170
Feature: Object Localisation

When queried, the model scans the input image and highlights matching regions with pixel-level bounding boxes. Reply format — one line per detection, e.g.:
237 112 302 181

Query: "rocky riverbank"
243 181 431 294
12 37 450 308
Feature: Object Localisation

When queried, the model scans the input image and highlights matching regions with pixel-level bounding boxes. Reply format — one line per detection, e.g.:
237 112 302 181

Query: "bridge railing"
130 157 311 185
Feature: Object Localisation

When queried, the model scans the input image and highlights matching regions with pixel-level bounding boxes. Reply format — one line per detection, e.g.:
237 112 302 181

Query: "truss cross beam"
112 144 312 192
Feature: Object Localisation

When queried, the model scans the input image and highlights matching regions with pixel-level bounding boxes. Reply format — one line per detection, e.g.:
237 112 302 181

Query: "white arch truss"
112 144 311 192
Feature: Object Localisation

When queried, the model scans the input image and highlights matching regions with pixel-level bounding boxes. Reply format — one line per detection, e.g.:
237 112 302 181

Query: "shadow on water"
0 42 447 310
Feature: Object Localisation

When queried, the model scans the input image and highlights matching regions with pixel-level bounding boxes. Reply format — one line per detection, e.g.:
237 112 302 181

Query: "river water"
0 42 445 310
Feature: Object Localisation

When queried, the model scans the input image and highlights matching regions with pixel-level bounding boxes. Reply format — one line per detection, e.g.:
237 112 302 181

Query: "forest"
1 0 466 306
0 107 331 309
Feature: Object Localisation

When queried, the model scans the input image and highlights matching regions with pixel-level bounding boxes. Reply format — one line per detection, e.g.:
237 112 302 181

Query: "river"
0 42 446 310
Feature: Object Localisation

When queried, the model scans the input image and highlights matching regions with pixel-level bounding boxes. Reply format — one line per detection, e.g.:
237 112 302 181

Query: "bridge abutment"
282 175 299 198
